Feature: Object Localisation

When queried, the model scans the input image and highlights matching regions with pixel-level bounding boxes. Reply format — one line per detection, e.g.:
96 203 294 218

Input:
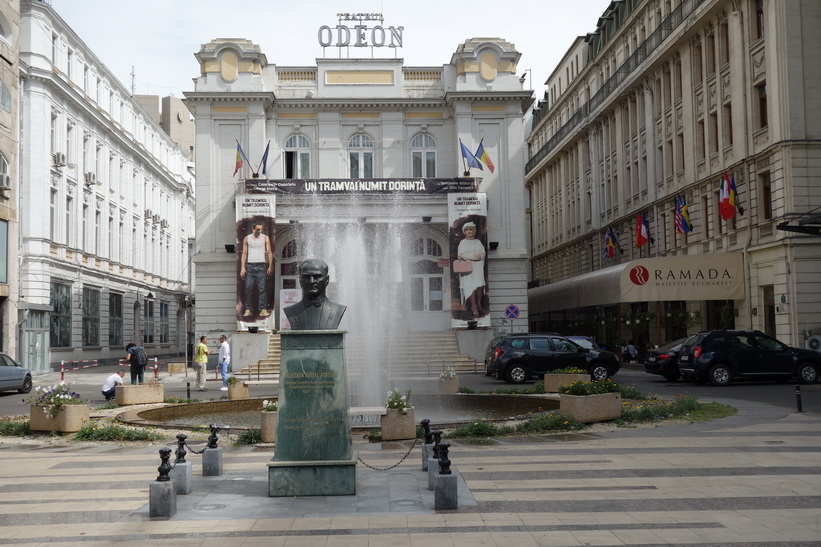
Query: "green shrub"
559 378 620 395
616 384 647 400
73 421 163 442
0 417 30 437
457 387 475 394
449 420 514 438
164 396 201 404
492 383 545 395
550 366 587 374
515 413 585 434
618 395 704 425
97 401 120 410
235 429 262 445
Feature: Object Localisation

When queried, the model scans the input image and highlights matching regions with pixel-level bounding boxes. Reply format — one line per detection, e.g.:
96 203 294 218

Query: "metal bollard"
421 419 433 444
157 448 172 482
432 430 442 457
438 443 452 475
175 434 187 464
187 382 191 399
207 423 220 448
795 385 804 413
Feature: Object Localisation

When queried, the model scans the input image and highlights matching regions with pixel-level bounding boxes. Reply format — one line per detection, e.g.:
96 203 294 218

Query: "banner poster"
235 195 276 327
245 177 477 195
448 193 490 328
278 289 301 330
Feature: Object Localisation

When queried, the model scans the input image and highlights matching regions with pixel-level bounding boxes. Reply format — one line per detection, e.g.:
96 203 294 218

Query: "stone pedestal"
228 383 249 400
149 481 176 517
380 408 416 441
559 392 622 423
268 330 356 496
428 458 439 490
434 473 458 510
544 373 590 393
29 404 90 433
167 362 186 375
170 462 192 494
439 376 459 394
115 383 164 405
422 443 433 471
202 447 223 476
260 411 278 443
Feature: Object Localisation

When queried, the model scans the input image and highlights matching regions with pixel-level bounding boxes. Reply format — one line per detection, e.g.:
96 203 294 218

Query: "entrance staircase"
238 331 477 378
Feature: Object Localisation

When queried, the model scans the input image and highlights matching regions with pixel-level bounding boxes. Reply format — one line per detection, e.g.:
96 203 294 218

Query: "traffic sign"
504 305 520 319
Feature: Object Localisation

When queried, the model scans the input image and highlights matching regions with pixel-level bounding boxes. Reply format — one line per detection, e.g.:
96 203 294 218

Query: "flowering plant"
439 367 456 379
262 399 278 412
23 382 87 417
385 388 413 413
227 376 240 385
558 378 620 396
549 366 587 374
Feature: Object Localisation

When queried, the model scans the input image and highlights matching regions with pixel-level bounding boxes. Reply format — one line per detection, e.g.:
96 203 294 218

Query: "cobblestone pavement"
1 393 820 546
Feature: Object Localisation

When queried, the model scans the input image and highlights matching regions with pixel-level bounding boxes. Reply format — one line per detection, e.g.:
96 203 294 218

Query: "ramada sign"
628 265 734 286
620 253 745 301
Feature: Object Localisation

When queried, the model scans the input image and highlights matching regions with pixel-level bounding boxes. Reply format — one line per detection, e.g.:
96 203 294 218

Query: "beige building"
134 95 195 159
0 0 18 357
526 0 821 349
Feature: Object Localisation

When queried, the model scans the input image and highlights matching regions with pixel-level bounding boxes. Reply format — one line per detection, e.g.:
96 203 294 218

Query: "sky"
54 0 609 102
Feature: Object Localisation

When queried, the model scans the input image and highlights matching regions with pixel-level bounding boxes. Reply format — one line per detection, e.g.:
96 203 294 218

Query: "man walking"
219 335 231 391
194 336 213 391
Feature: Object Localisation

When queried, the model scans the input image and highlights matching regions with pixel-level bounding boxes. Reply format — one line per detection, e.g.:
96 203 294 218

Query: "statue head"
299 259 330 299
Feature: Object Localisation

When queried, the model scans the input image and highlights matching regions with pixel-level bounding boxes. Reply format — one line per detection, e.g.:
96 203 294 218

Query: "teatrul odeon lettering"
318 25 403 48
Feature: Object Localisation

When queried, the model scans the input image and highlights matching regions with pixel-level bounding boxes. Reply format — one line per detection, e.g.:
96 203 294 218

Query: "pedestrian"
218 334 231 391
193 336 213 391
100 370 125 401
626 340 638 363
124 343 148 385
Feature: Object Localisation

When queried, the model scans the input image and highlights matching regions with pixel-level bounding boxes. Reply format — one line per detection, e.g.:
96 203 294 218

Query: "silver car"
0 353 32 393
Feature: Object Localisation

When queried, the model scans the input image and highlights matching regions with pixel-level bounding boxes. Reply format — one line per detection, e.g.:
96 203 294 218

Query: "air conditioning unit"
144 208 153 218
160 219 169 228
2 174 10 187
84 172 96 184
152 214 160 223
59 153 66 165
805 335 821 352
51 152 65 166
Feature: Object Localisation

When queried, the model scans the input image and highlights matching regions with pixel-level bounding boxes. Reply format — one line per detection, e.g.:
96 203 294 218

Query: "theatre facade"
185 35 532 349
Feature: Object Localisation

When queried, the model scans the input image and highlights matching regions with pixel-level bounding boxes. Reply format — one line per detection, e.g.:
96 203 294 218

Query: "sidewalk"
1 398 820 545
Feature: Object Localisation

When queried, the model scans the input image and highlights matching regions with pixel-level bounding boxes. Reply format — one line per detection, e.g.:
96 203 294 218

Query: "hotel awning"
777 206 821 236
529 253 745 313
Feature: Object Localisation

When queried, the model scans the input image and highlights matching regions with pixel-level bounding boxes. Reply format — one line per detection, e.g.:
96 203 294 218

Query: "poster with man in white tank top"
236 195 276 325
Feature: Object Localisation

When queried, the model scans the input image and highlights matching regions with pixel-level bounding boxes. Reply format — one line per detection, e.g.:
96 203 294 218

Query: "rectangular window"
50 281 72 348
160 302 169 344
65 196 73 246
0 220 7 284
50 189 57 240
702 195 710 238
755 0 765 40
761 173 772 219
143 299 154 344
697 120 706 160
82 287 100 346
709 112 719 153
94 210 100 255
109 292 123 346
82 204 88 249
756 83 768 128
723 104 734 145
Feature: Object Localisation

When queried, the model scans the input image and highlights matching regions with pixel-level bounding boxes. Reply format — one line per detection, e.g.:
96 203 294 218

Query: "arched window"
284 134 310 179
280 239 299 289
348 134 374 178
411 134 436 177
410 237 442 257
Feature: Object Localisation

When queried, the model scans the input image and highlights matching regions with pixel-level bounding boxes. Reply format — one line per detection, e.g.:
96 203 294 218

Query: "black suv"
678 329 821 386
484 333 620 384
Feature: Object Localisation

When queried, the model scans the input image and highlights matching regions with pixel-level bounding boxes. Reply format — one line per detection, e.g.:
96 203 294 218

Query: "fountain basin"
118 394 558 431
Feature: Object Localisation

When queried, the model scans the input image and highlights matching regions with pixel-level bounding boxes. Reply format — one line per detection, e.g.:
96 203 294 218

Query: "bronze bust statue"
283 259 346 330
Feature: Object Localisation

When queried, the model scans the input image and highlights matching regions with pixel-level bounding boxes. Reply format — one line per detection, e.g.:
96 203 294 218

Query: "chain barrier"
357 437 419 471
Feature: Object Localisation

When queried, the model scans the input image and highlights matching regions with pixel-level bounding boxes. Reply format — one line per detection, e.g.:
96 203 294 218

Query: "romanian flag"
459 139 483 170
719 171 737 220
675 196 692 235
635 213 650 248
603 227 619 261
474 140 495 173
233 141 250 176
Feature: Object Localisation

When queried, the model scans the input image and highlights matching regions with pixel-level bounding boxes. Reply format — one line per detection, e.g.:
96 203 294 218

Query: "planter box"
439 376 459 394
559 392 622 423
115 383 164 405
228 383 249 400
167 362 186 375
260 411 278 443
380 408 416 441
29 404 90 433
544 373 589 393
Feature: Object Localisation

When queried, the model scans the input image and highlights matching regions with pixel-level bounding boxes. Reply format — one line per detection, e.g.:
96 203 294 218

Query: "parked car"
644 338 688 381
677 329 820 386
0 353 32 394
484 333 620 384
566 335 604 351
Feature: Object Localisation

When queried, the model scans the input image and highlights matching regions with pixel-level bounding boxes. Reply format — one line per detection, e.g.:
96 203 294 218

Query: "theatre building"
185 34 532 358
526 0 821 351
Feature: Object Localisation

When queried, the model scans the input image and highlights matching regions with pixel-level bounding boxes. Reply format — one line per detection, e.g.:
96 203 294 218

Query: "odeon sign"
318 13 404 48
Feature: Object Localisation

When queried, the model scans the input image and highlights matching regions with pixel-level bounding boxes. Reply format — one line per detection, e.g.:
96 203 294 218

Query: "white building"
185 33 532 357
18 1 195 373
526 0 821 350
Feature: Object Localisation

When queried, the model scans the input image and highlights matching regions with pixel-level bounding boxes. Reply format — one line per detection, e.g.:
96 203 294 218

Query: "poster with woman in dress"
448 193 489 327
